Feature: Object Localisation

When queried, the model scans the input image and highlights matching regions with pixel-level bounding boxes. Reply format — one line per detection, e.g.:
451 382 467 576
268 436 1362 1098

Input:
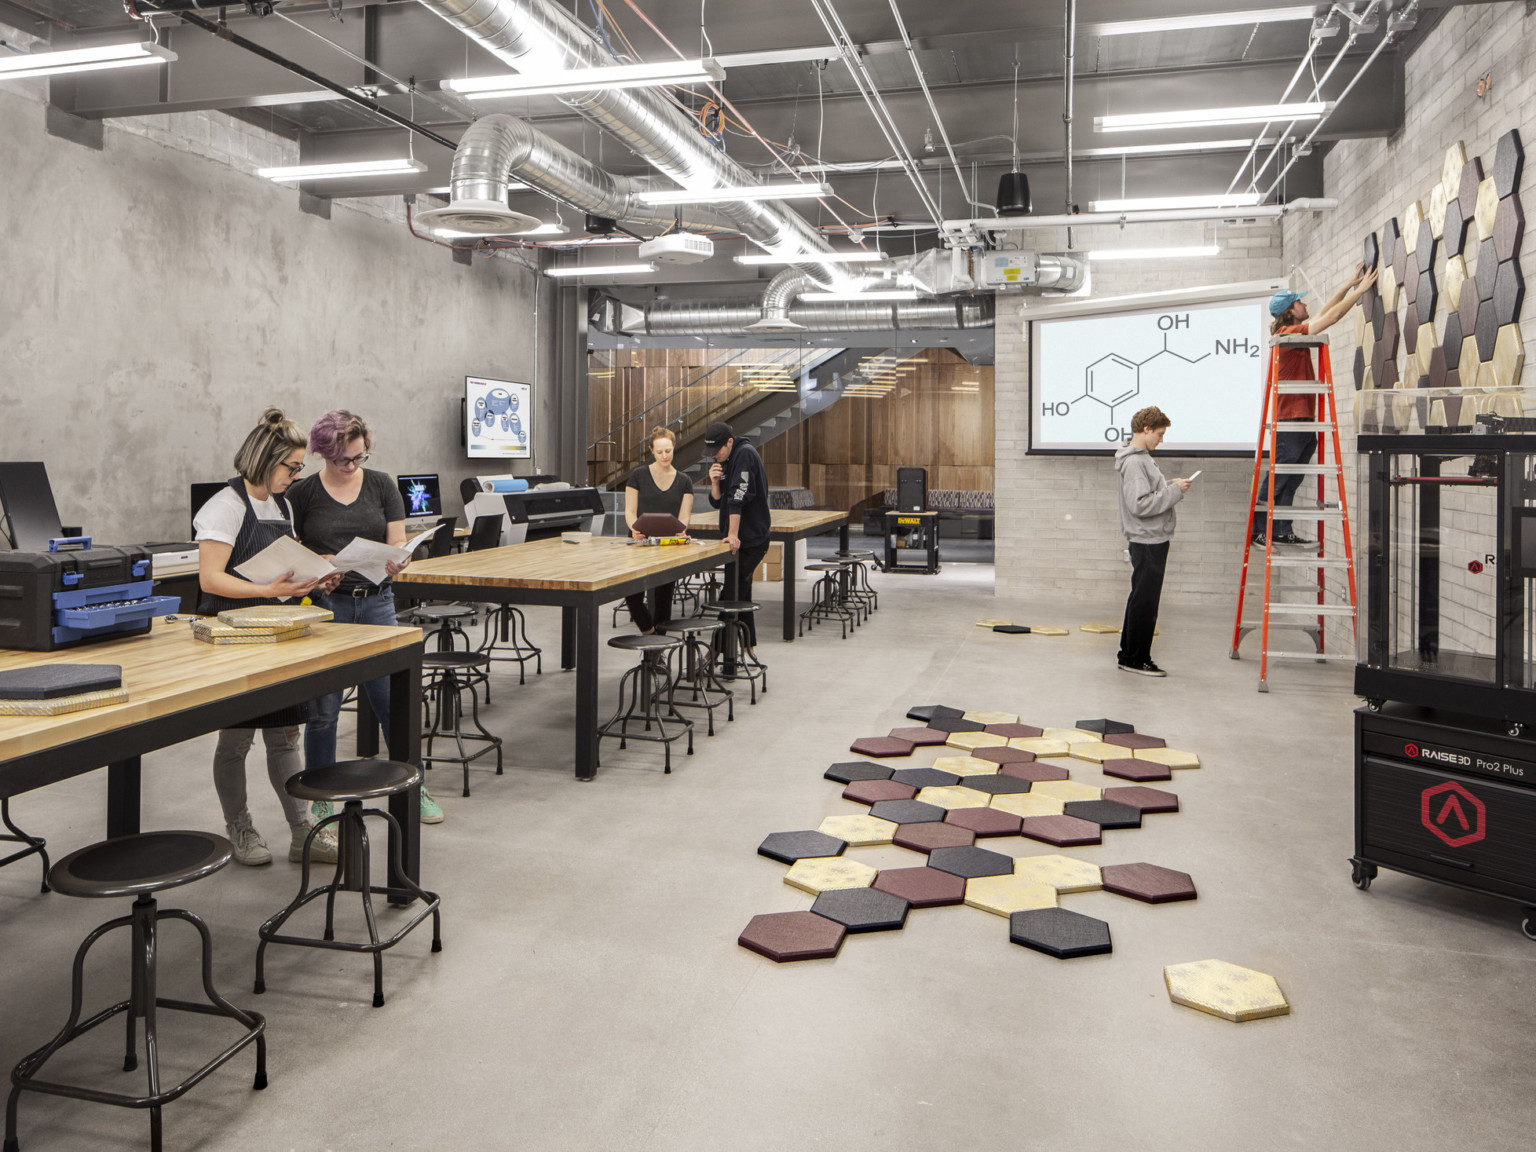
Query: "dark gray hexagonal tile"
1493 127 1524 198
905 704 964 723
824 761 894 784
985 723 1044 738
1494 256 1524 326
1441 309 1464 356
1476 301 1499 361
1076 718 1135 735
1403 301 1421 349
1377 358 1400 389
1402 251 1420 307
927 844 1015 879
1458 157 1485 216
1495 194 1525 262
1009 907 1113 958
1416 218 1436 266
738 911 845 961
1370 292 1385 338
1363 231 1380 269
890 767 962 790
921 715 987 734
869 799 948 825
1443 195 1470 258
1477 237 1500 301
811 886 910 932
1417 267 1437 320
758 830 848 864
1062 799 1144 829
1352 346 1366 390
1391 229 1408 283
959 774 1033 796
1459 280 1482 339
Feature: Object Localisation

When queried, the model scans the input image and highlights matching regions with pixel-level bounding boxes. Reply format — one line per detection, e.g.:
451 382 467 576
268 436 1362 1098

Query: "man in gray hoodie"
1114 406 1194 677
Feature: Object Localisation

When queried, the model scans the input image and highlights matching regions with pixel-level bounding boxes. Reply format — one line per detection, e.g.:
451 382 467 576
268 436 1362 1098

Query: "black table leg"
106 757 141 838
781 544 796 642
356 690 380 758
561 605 576 670
385 650 423 900
839 522 850 551
574 601 599 780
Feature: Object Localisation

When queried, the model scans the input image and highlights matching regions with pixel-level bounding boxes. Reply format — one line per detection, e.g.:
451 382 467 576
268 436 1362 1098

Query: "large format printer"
460 475 605 544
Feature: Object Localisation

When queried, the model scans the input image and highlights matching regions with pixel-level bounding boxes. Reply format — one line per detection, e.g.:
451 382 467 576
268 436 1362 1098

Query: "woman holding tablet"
623 425 693 634
288 409 444 824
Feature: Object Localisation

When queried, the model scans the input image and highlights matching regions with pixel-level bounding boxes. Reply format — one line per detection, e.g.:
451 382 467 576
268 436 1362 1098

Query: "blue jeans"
305 588 397 770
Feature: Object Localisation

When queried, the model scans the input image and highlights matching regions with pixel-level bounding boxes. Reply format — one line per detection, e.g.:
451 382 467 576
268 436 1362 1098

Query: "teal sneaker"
420 786 444 824
311 799 333 822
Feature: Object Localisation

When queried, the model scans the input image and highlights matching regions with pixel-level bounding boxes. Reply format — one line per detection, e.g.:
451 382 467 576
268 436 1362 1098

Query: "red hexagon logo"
1404 743 1420 758
1420 781 1487 848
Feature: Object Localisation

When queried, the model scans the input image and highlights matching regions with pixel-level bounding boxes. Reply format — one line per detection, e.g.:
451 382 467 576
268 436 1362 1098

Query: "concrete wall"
0 71 556 545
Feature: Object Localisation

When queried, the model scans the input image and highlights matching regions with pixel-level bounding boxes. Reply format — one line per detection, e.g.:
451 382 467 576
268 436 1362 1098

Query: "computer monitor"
0 462 65 550
190 482 228 538
397 474 442 519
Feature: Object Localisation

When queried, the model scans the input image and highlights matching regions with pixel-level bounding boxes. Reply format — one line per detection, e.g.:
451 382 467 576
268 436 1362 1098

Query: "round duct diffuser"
744 315 807 332
414 199 542 237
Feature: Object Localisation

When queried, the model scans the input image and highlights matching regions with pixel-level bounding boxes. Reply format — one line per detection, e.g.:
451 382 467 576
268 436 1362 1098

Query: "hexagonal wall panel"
1132 747 1201 769
1445 254 1469 311
891 767 962 789
946 731 1009 752
906 704 964 723
1458 157 1485 221
1101 862 1197 903
824 761 894 784
1442 141 1469 195
1444 195 1470 258
1494 257 1524 326
965 874 1058 917
1010 908 1113 959
1476 302 1499 361
1063 799 1144 829
1476 237 1500 301
975 745 1034 765
1013 854 1103 893
1010 737 1070 757
816 815 898 848
915 785 993 810
1495 194 1525 262
1105 732 1165 750
1460 334 1482 383
1402 200 1424 251
1164 959 1289 1021
842 779 918 805
873 866 966 907
1493 324 1526 389
849 736 915 758
784 856 879 894
1101 757 1171 782
1476 177 1500 241
1460 277 1482 338
985 723 1044 739
811 887 910 932
888 726 949 747
959 775 1033 796
945 807 1023 837
1493 127 1524 198
927 844 1015 879
1103 785 1181 813
922 716 986 734
932 755 998 776
989 793 1065 819
1428 181 1448 241
1363 230 1381 270
758 830 848 864
893 821 976 852
1020 814 1102 847
738 911 846 962
1031 779 1104 803
869 799 948 826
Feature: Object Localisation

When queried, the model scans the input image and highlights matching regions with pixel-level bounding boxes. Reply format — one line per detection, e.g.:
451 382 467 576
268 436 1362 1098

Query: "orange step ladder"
1229 333 1358 691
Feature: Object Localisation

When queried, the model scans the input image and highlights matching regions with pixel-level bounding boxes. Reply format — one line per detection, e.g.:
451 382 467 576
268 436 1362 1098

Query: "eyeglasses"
279 461 306 477
335 453 371 467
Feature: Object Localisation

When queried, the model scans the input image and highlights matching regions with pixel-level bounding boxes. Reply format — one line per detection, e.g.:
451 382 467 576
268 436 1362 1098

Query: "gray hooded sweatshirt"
1115 444 1183 544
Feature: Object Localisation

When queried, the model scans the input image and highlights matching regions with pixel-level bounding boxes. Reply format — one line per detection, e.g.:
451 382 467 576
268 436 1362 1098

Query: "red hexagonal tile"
850 736 916 758
1100 757 1172 782
1103 786 1181 813
1101 862 1197 903
944 806 1023 837
1104 733 1167 750
842 779 918 805
984 723 1044 738
974 745 1034 765
738 911 846 961
1020 814 1102 847
872 866 967 907
999 760 1072 783
888 726 949 747
893 821 976 852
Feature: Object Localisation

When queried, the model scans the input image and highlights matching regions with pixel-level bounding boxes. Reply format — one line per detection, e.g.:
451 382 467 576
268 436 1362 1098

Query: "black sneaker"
1251 535 1268 547
1118 660 1167 677
1272 532 1313 546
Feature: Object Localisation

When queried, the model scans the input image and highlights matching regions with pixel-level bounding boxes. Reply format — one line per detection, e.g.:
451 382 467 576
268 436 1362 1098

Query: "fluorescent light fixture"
1089 193 1264 212
445 59 725 99
1096 103 1328 132
1078 138 1275 158
1087 7 1316 36
544 263 657 277
714 46 841 68
802 289 919 302
0 41 176 80
637 183 832 206
735 250 885 265
1088 245 1223 261
258 158 427 183
517 222 568 236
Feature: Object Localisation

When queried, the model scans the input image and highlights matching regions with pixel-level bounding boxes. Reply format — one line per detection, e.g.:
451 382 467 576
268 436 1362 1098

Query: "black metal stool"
831 549 880 613
478 605 543 684
255 759 441 1009
701 601 768 703
799 561 858 638
596 635 693 773
422 651 502 796
4 831 266 1152
655 618 733 735
410 604 477 651
0 799 49 894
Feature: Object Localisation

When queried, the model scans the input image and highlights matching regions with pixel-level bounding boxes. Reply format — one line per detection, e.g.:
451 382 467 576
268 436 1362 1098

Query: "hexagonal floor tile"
1031 779 1103 803
850 735 916 758
916 785 994 810
1010 908 1113 958
1103 786 1181 813
962 710 1019 725
1164 959 1289 1021
738 911 846 962
873 866 966 907
993 625 1031 635
888 726 949 747
985 723 1045 738
784 856 879 894
1132 747 1200 769
947 731 1010 751
1020 814 1102 846
990 793 1065 819
999 760 1072 783
965 874 1058 916
945 806 1023 837
1105 732 1166 750
1029 625 1069 636
842 778 918 805
1063 799 1144 829
1076 718 1135 735
1068 741 1125 764
816 814 898 848
906 704 965 723
958 774 1032 796
1042 727 1100 745
922 716 987 734
1013 854 1102 893
1101 862 1197 902
1010 737 1071 757
975 745 1035 765
891 767 963 789
869 799 948 826
933 755 1000 776
811 887 910 932
927 844 1015 879
1101 757 1172 782
757 830 848 864
893 821 976 852
824 761 895 784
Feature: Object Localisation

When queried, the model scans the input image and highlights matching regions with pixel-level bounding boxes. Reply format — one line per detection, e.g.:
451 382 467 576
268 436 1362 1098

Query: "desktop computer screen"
397 474 442 519
190 482 228 539
0 461 64 550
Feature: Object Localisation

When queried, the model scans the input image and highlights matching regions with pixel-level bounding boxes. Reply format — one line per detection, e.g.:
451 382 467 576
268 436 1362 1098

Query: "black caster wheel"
1350 858 1377 891
1366 699 1384 712
1507 722 1524 738
1522 911 1536 942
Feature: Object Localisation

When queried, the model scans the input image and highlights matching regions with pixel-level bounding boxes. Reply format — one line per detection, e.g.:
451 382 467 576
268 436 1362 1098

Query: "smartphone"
1188 470 1203 481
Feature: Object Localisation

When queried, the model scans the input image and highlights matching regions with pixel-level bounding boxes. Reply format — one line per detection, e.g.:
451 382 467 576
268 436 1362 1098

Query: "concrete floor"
2 562 1535 1152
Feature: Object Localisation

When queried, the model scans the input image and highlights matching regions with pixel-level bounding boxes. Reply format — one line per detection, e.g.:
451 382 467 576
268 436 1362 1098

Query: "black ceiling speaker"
996 171 1031 216
585 214 617 235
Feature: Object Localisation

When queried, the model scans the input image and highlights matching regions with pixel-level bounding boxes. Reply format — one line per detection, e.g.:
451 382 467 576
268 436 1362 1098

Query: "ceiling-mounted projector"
638 234 715 264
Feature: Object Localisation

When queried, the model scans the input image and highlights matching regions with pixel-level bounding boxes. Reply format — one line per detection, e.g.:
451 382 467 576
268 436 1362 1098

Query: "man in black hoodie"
704 421 772 649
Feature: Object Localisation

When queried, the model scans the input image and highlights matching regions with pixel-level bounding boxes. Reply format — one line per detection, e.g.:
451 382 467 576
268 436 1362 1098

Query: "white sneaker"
227 816 272 866
290 823 340 865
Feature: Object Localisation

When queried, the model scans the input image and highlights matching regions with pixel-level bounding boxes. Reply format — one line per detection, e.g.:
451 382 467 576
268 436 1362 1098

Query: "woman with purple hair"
287 410 444 824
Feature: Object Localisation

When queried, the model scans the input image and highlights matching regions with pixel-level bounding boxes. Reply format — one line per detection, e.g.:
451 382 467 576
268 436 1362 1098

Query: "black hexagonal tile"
905 704 964 723
811 886 910 932
1428 345 1449 390
890 767 962 790
1076 718 1135 735
1402 251 1421 307
1458 156 1485 216
1416 218 1436 266
927 844 1015 879
1477 237 1500 301
1476 301 1499 361
958 774 1033 796
824 761 894 784
1352 345 1366 390
1494 256 1524 326
1062 799 1144 829
1383 217 1402 276
1493 127 1524 199
869 799 948 825
1370 293 1386 339
758 830 849 864
1443 195 1470 258
1417 268 1437 321
1009 907 1113 958
1495 194 1525 263
1441 309 1464 356
1404 301 1421 350
1363 231 1380 269
921 715 987 734
1459 281 1482 339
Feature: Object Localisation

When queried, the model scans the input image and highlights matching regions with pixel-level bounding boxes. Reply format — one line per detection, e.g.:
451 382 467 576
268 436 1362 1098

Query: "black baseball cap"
701 421 734 450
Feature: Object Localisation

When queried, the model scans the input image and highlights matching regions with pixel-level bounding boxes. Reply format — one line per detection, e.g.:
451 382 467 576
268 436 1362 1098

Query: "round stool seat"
655 619 723 635
705 600 759 614
804 562 848 571
423 650 490 668
607 634 684 652
833 550 876 560
412 605 476 621
285 758 421 803
50 831 231 899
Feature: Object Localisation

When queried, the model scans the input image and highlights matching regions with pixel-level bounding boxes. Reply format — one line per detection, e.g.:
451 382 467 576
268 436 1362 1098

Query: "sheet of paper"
232 535 338 600
332 536 411 586
405 524 443 551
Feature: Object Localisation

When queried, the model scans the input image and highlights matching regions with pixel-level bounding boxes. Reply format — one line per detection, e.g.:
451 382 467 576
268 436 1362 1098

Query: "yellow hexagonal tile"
1351 305 1366 348
916 785 993 810
975 618 1014 627
962 710 1020 725
1428 181 1448 241
964 874 1058 917
1010 737 1070 756
1476 361 1500 391
1042 727 1100 745
1164 959 1290 1022
1402 199 1423 251
1411 324 1437 384
1475 176 1499 241
1030 779 1103 803
932 754 999 775
1445 254 1468 311
1460 335 1482 384
816 814 898 847
946 731 1009 751
1029 625 1069 636
1013 854 1103 893
783 857 878 895
1379 265 1398 312
1068 741 1125 764
1442 141 1467 194
990 793 1065 818
1493 324 1526 390
1132 747 1201 769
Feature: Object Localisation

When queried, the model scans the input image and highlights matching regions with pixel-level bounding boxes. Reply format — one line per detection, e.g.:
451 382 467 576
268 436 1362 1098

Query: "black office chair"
470 515 542 684
425 516 458 560
466 514 502 553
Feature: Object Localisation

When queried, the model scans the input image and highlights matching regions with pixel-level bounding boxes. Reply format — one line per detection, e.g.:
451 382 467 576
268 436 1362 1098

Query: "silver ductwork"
417 0 837 256
593 294 995 337
743 268 835 333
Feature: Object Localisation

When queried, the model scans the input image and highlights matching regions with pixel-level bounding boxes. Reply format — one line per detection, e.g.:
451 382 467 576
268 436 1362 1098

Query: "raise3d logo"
1420 780 1487 848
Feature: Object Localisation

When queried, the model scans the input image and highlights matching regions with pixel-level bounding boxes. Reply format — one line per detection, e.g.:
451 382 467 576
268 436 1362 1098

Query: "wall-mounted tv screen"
466 375 532 460
1029 297 1270 454
397 474 442 518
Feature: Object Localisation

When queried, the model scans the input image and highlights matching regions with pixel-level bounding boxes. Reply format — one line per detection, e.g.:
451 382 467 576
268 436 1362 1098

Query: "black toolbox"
0 545 180 651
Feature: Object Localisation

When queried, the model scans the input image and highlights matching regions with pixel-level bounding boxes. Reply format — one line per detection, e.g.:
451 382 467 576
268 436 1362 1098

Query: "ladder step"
1264 603 1357 616
1268 421 1333 432
1270 464 1338 474
1273 334 1330 347
1261 651 1356 662
1253 505 1346 516
1276 382 1331 393
1265 557 1353 567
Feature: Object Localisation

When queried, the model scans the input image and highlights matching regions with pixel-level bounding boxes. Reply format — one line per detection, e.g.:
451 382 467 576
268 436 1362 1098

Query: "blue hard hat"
1269 289 1307 316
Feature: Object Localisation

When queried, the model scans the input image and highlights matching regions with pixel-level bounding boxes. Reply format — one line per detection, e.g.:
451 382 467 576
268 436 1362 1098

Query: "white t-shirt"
193 487 289 546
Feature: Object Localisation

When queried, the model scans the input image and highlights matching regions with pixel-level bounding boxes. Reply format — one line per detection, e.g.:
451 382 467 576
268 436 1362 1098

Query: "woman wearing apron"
623 426 694 633
193 407 342 867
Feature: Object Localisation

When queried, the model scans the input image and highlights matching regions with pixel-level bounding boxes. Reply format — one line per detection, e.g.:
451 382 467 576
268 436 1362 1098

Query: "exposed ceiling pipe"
887 0 971 208
745 268 834 333
1063 0 1076 219
940 198 1339 235
609 296 995 337
1222 28 1325 195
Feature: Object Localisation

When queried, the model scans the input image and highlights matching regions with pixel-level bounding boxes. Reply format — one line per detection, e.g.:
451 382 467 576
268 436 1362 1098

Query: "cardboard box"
754 541 783 583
